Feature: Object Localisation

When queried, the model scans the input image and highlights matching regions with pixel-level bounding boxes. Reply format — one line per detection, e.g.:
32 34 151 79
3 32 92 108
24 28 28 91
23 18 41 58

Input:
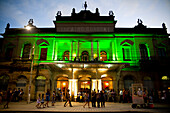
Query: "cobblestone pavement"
0 101 170 113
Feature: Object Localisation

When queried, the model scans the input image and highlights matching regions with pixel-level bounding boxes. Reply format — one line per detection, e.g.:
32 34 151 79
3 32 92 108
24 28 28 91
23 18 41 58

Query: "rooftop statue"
84 1 87 10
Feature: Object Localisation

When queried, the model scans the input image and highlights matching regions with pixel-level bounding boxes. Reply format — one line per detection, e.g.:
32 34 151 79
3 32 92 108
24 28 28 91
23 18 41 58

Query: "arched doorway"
56 76 68 98
101 75 113 90
63 51 69 61
0 74 9 91
78 76 91 93
100 51 107 61
81 51 89 61
124 75 134 90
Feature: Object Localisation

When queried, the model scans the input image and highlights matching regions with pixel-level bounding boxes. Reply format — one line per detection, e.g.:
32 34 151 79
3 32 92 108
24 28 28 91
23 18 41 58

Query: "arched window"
81 51 89 61
22 43 31 58
139 44 149 60
63 51 69 61
100 51 107 61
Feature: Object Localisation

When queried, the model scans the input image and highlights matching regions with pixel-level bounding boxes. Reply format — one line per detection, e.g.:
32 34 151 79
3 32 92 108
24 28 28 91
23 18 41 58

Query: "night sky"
0 0 170 37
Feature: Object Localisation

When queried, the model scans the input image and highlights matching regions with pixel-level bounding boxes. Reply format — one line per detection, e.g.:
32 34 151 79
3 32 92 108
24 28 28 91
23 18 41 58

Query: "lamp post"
27 44 35 104
26 24 35 104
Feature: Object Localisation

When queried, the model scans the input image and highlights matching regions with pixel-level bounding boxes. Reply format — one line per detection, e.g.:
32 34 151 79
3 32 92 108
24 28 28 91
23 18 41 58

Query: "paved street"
0 101 170 113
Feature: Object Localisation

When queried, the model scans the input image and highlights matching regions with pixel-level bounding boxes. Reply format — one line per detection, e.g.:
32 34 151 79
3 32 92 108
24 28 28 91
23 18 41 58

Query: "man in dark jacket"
64 89 73 107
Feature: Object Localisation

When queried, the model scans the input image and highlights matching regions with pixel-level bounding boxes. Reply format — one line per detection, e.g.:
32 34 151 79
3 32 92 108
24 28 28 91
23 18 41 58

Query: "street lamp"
27 44 35 104
25 23 35 103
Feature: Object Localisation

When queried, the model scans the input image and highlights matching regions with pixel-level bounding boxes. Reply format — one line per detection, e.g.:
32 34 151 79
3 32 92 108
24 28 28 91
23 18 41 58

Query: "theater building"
0 6 170 101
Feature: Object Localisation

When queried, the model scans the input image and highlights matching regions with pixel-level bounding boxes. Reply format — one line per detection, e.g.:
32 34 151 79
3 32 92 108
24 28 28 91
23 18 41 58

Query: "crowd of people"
0 87 169 109
0 88 24 108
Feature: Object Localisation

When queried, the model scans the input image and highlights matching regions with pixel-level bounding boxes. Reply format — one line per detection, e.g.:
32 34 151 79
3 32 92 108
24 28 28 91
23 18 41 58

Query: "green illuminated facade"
0 7 170 101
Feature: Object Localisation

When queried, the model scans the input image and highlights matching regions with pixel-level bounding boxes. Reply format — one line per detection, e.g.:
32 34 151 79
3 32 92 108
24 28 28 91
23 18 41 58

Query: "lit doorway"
56 77 68 98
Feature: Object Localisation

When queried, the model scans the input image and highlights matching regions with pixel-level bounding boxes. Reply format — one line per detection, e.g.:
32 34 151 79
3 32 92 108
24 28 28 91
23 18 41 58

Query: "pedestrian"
64 89 73 107
19 89 24 101
101 90 105 107
83 93 90 108
40 94 45 108
36 94 41 108
4 88 12 109
91 89 96 107
0 90 3 105
119 89 123 103
52 91 56 106
96 90 100 108
45 89 50 107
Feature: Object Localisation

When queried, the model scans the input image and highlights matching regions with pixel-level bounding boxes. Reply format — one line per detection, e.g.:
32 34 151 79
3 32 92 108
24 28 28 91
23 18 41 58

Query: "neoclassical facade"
0 6 170 101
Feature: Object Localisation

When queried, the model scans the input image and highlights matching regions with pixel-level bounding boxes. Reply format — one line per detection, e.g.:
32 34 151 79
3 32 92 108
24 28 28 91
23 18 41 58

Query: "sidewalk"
0 101 170 113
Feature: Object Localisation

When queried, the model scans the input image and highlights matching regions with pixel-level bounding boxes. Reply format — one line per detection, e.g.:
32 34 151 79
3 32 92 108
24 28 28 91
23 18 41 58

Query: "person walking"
64 89 73 107
40 94 45 108
36 94 41 108
45 89 50 107
4 88 12 109
83 93 90 108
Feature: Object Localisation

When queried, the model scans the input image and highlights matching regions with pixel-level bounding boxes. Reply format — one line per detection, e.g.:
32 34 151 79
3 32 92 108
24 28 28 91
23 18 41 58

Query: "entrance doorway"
101 76 113 90
78 77 91 93
56 77 68 98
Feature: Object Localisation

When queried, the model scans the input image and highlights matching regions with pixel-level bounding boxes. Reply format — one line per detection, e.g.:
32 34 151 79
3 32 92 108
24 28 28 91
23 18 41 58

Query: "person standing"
91 89 96 107
119 89 123 103
96 90 100 108
45 89 50 107
64 89 73 107
52 91 56 106
101 90 105 107
83 93 90 108
4 88 12 108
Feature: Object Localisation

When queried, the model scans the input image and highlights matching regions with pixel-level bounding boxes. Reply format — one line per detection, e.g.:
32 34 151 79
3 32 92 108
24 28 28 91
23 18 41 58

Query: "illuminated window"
22 43 31 58
139 44 149 60
81 51 89 61
63 51 69 61
162 76 169 80
122 47 131 61
100 51 107 61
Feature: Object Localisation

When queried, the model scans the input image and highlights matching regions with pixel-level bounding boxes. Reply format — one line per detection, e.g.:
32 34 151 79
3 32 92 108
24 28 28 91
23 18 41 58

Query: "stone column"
70 41 73 61
77 41 79 61
91 41 94 61
97 41 99 61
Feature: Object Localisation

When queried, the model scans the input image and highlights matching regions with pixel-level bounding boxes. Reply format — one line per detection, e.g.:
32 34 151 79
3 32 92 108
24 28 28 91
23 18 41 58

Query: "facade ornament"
57 11 62 16
137 19 143 25
109 10 114 16
28 19 34 25
84 1 87 10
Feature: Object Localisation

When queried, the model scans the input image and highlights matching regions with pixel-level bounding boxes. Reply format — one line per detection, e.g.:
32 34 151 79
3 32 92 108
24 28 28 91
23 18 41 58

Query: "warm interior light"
26 26 31 30
105 82 109 86
63 82 66 87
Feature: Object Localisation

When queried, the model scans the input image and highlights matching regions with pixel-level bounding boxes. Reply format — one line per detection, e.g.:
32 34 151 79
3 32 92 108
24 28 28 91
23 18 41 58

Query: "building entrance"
78 77 91 93
56 77 68 98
